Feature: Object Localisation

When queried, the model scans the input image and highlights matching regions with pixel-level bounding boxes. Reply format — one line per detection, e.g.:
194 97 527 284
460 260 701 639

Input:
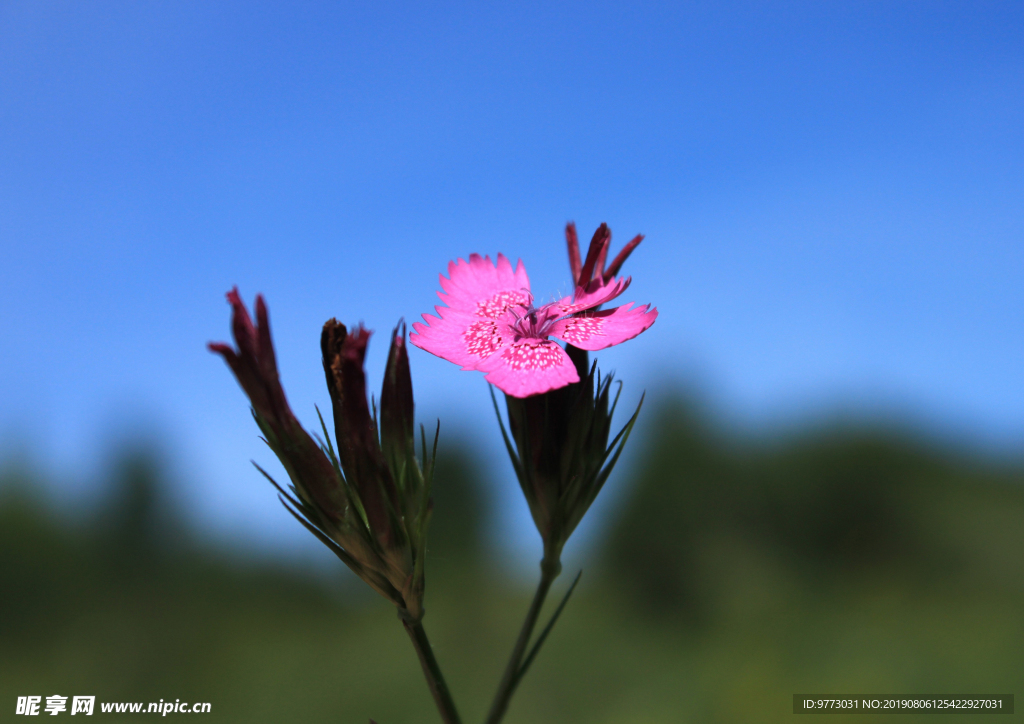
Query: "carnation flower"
410 232 657 397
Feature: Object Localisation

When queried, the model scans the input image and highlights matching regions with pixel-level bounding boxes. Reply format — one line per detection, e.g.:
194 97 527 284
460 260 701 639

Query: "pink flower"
410 225 657 397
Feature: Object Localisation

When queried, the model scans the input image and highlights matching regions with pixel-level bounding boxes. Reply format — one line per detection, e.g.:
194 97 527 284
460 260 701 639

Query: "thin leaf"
515 570 583 685
430 419 440 473
316 403 368 529
418 421 439 523
371 394 379 445
253 462 304 512
598 391 643 471
419 423 430 478
277 496 400 605
607 378 624 420
594 393 644 491
315 404 338 463
489 384 524 480
277 495 347 559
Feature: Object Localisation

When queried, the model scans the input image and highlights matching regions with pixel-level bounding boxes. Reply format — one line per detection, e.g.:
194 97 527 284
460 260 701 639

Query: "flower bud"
380 321 416 468
496 355 642 565
212 291 434 621
565 221 644 286
208 289 345 520
321 320 400 546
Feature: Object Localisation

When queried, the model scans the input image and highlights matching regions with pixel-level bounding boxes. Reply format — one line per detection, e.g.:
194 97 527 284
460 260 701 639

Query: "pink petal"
550 276 632 315
411 253 530 369
476 339 580 397
410 307 515 369
437 253 531 318
547 303 658 351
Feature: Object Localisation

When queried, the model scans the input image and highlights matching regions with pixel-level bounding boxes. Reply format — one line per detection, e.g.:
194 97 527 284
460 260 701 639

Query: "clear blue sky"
1 1 1021 562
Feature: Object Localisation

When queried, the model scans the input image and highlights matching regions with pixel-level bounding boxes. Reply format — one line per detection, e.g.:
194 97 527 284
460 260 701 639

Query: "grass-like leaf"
515 570 583 686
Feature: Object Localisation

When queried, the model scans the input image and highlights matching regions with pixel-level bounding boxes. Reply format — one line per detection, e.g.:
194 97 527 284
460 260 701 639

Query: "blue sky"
1 1 1022 562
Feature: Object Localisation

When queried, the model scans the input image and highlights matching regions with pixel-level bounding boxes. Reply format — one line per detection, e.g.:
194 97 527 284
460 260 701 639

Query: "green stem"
484 556 561 724
401 615 462 724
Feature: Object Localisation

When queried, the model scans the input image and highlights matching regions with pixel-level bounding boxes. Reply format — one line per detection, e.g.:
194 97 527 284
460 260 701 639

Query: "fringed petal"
550 275 632 315
436 253 531 317
476 339 579 397
548 303 658 351
411 307 516 370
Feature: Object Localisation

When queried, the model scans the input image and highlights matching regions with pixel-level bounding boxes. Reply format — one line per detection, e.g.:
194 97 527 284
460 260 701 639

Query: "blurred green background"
3 397 1021 723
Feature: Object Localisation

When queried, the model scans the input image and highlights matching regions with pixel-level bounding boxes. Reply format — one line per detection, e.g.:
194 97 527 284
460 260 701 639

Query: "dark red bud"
322 322 399 541
380 321 415 464
209 288 287 427
211 290 344 519
565 222 582 285
578 223 611 286
320 318 348 408
603 233 644 282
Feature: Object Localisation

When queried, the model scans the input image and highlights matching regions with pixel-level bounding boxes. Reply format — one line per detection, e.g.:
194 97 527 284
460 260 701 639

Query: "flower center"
508 304 563 340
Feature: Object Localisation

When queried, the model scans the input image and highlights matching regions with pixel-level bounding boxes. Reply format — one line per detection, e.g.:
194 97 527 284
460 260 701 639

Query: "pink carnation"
411 229 657 397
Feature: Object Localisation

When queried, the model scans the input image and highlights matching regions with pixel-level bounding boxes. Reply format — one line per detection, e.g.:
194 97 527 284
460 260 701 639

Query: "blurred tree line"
606 403 1024 621
1 399 1022 722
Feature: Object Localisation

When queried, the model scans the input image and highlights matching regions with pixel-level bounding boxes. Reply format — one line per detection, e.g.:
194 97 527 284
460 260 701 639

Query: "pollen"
501 341 563 371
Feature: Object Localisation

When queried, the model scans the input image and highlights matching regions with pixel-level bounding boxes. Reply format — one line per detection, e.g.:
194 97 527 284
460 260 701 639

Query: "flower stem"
401 615 462 724
484 556 562 724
